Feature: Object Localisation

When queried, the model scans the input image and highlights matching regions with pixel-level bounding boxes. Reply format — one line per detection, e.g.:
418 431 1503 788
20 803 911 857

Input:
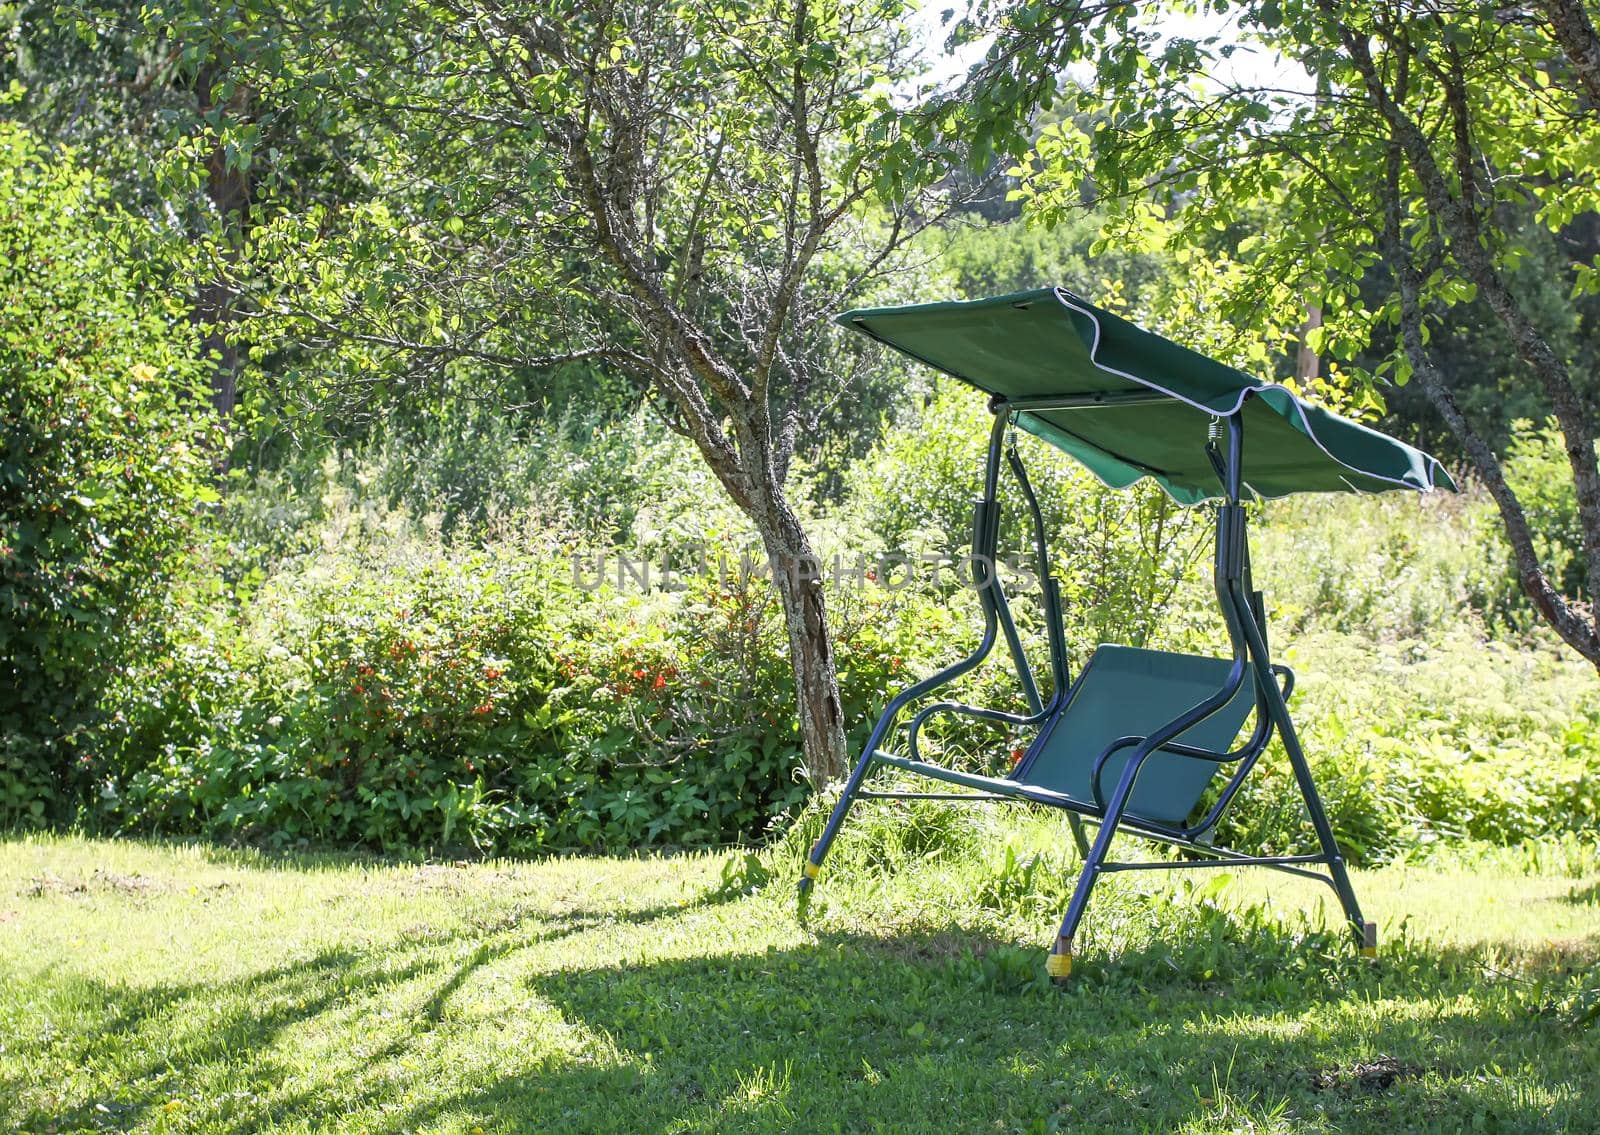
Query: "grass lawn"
2 822 1597 1134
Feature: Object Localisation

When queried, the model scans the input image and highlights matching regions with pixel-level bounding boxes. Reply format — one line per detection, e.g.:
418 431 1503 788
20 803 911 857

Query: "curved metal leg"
1067 813 1091 859
1048 752 1145 981
798 749 877 897
801 416 1010 900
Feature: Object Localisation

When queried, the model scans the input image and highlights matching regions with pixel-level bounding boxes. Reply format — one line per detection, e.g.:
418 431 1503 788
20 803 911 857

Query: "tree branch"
1380 133 1600 666
1327 0 1600 628
1540 0 1600 107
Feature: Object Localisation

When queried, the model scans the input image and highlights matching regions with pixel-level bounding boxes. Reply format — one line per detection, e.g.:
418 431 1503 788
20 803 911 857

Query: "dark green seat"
1015 645 1256 825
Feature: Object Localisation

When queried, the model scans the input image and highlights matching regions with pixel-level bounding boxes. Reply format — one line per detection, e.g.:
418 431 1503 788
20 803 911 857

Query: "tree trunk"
196 274 241 417
557 78 851 785
1541 0 1600 107
753 490 849 784
1295 301 1322 385
195 60 248 420
1378 141 1600 669
1401 310 1600 667
1338 11 1600 666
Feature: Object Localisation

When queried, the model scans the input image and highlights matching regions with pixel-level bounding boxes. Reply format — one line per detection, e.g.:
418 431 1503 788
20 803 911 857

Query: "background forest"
2 0 1598 868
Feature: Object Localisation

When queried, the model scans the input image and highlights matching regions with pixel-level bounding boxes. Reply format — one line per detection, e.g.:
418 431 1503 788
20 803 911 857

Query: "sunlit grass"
2 827 1596 1133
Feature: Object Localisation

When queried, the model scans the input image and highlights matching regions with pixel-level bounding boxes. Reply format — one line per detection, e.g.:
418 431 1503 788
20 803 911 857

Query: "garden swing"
799 287 1456 980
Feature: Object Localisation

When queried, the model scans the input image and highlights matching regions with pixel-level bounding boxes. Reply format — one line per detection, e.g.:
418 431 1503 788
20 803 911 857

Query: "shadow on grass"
9 897 1596 1135
3 887 735 1134
1559 879 1600 906
369 922 1597 1135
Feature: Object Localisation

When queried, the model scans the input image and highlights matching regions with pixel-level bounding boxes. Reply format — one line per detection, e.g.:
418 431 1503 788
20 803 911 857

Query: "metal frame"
797 393 1375 979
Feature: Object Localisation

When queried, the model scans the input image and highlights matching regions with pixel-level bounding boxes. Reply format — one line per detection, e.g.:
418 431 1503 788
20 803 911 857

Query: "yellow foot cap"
1046 952 1073 979
802 861 820 881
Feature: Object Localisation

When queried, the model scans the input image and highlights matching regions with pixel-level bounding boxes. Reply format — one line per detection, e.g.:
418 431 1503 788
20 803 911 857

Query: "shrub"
939 214 1165 302
842 381 1211 656
95 510 955 854
364 401 732 545
82 481 1600 861
0 125 214 827
1252 416 1598 637
1244 488 1500 644
38 309 1599 864
1209 629 1600 864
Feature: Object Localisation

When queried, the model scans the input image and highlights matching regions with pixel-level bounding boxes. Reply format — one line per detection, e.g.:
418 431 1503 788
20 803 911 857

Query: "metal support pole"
799 411 1010 895
1005 436 1088 858
1220 404 1369 950
993 573 1042 717
1048 746 1152 981
1050 410 1254 977
1231 578 1371 947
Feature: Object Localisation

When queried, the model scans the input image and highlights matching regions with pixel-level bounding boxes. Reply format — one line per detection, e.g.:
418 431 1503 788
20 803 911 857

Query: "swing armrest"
1086 664 1293 811
1087 734 1241 813
905 700 1053 765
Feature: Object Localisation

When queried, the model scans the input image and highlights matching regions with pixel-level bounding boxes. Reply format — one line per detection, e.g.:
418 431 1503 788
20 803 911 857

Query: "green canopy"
840 287 1456 504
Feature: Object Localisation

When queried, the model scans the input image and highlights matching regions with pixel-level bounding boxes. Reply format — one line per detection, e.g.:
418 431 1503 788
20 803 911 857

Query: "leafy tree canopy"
938 0 1600 669
0 122 215 824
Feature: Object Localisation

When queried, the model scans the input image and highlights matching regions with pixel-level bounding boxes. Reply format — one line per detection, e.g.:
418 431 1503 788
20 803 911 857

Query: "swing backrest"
1015 645 1258 825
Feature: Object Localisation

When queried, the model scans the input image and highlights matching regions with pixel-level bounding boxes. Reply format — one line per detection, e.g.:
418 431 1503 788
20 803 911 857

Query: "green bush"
1253 416 1598 635
365 401 726 544
1210 629 1600 864
1245 489 1500 644
9 240 1590 863
94 507 959 853
214 404 739 588
938 213 1164 303
83 396 1600 864
0 125 214 827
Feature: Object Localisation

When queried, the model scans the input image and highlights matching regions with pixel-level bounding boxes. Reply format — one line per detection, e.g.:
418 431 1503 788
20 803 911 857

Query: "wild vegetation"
0 129 1591 850
6 288 1596 865
0 0 1594 834
2 2 1597 1128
